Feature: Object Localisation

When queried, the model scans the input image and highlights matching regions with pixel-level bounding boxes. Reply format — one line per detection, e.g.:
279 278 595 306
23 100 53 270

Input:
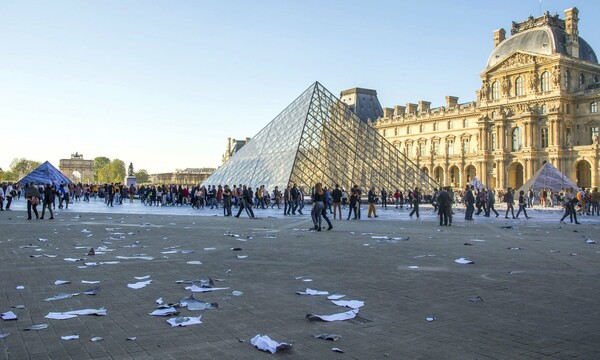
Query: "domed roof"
487 25 597 68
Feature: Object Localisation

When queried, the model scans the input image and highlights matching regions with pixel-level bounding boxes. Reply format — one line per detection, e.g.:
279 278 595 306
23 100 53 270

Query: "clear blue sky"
1 0 598 174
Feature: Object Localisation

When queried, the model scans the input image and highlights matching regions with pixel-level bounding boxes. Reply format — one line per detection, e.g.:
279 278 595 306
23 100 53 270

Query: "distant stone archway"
576 160 592 188
434 166 444 185
508 162 524 189
465 165 477 183
449 165 460 187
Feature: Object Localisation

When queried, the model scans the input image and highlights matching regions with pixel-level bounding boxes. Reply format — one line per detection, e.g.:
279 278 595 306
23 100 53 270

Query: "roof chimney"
445 96 459 109
406 103 418 115
493 28 506 48
565 7 579 58
394 105 406 116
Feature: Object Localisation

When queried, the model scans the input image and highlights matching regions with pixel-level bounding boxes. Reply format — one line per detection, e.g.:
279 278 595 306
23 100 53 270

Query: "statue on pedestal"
128 163 135 176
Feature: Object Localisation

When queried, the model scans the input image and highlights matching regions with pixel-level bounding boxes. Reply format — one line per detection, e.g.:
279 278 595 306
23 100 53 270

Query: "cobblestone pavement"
1 201 600 359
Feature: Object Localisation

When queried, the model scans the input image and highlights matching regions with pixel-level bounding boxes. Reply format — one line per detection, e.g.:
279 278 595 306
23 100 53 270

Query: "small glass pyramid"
204 82 438 194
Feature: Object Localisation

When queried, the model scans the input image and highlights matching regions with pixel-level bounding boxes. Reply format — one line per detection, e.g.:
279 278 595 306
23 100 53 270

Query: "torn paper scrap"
332 348 344 353
327 294 345 300
331 300 364 309
81 280 100 284
64 258 83 262
149 307 179 317
186 261 203 265
54 280 71 285
128 280 152 289
16 286 25 290
306 309 358 322
426 316 436 322
44 293 81 302
166 316 202 327
232 291 243 296
297 288 329 296
90 337 104 342
237 255 248 259
25 324 49 331
454 257 474 264
186 300 218 311
0 333 9 339
185 285 229 293
1 311 17 321
116 256 154 260
314 334 341 341
250 334 293 354
156 297 163 305
61 335 79 341
46 308 107 320
134 275 151 280
83 287 100 295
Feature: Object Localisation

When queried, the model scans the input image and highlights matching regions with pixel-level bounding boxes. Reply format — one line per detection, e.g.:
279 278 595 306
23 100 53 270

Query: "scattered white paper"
46 308 107 320
408 266 420 269
455 257 474 264
186 261 203 265
81 280 100 284
302 279 313 282
306 309 358 322
1 311 17 320
116 256 154 260
237 255 248 259
332 347 344 353
128 280 152 289
16 286 24 290
61 335 79 340
586 239 596 244
185 285 229 292
426 316 436 322
166 316 202 327
149 307 178 316
327 294 345 300
134 275 151 280
250 334 292 354
64 258 83 262
203 247 216 251
90 336 104 342
44 293 81 302
331 300 364 309
0 333 9 339
54 280 71 285
297 288 329 296
25 324 49 331
156 297 163 304
232 291 243 296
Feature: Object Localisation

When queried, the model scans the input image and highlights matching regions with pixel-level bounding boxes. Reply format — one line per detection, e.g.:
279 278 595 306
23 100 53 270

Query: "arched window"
565 70 571 90
579 73 585 89
491 81 500 100
515 76 524 96
541 71 550 91
512 127 522 151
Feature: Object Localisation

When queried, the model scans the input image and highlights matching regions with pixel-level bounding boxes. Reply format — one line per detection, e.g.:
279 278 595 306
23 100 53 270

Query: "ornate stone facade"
374 8 600 190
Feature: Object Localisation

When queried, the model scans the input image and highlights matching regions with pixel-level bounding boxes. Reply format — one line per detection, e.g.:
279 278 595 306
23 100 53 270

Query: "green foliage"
93 157 111 180
96 159 126 183
9 158 41 177
135 169 150 184
1 171 19 182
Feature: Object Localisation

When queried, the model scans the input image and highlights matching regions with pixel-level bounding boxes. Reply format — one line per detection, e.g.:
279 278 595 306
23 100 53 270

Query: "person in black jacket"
332 184 342 220
504 187 516 219
40 184 54 220
367 186 378 218
437 187 451 226
515 190 530 219
235 185 255 218
464 185 475 220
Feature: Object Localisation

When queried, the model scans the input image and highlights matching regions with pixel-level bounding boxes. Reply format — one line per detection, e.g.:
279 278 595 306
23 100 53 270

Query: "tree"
9 158 41 177
135 169 150 184
96 159 126 183
1 170 18 182
93 157 111 180
109 159 126 183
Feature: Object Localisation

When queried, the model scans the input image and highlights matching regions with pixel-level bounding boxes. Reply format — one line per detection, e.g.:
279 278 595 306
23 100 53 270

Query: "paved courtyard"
1 199 600 359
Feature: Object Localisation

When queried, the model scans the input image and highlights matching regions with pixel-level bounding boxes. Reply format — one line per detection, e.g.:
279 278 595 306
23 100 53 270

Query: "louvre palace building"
373 8 599 190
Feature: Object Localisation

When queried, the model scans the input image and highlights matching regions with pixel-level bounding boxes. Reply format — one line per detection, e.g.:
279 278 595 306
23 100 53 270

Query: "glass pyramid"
204 82 438 194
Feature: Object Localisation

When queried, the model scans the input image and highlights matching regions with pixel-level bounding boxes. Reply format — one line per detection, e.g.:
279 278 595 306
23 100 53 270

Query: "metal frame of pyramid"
204 82 439 194
516 162 578 194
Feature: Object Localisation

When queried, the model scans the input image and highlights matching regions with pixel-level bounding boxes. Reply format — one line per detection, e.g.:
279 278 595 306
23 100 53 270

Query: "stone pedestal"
125 176 137 187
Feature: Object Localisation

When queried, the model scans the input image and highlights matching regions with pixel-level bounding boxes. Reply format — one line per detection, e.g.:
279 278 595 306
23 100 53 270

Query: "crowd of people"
1 181 598 226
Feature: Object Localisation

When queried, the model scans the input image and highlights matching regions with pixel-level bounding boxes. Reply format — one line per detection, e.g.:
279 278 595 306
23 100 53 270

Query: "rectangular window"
406 143 413 157
447 120 453 130
592 127 599 143
419 143 425 156
591 102 598 113
433 141 439 155
540 128 548 148
447 140 454 155
462 139 469 153
491 133 496 150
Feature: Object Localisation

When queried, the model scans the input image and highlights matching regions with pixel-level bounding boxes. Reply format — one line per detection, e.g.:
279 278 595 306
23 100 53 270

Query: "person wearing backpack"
504 187 516 219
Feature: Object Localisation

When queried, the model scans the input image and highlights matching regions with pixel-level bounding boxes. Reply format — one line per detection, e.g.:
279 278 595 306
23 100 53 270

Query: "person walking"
347 186 358 220
25 182 41 220
380 188 387 209
464 185 475 220
560 187 580 224
485 188 499 217
591 187 600 216
311 183 326 231
235 185 255 219
284 185 292 215
367 186 378 218
409 187 420 219
504 187 516 219
40 183 54 220
5 182 14 210
515 190 530 219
